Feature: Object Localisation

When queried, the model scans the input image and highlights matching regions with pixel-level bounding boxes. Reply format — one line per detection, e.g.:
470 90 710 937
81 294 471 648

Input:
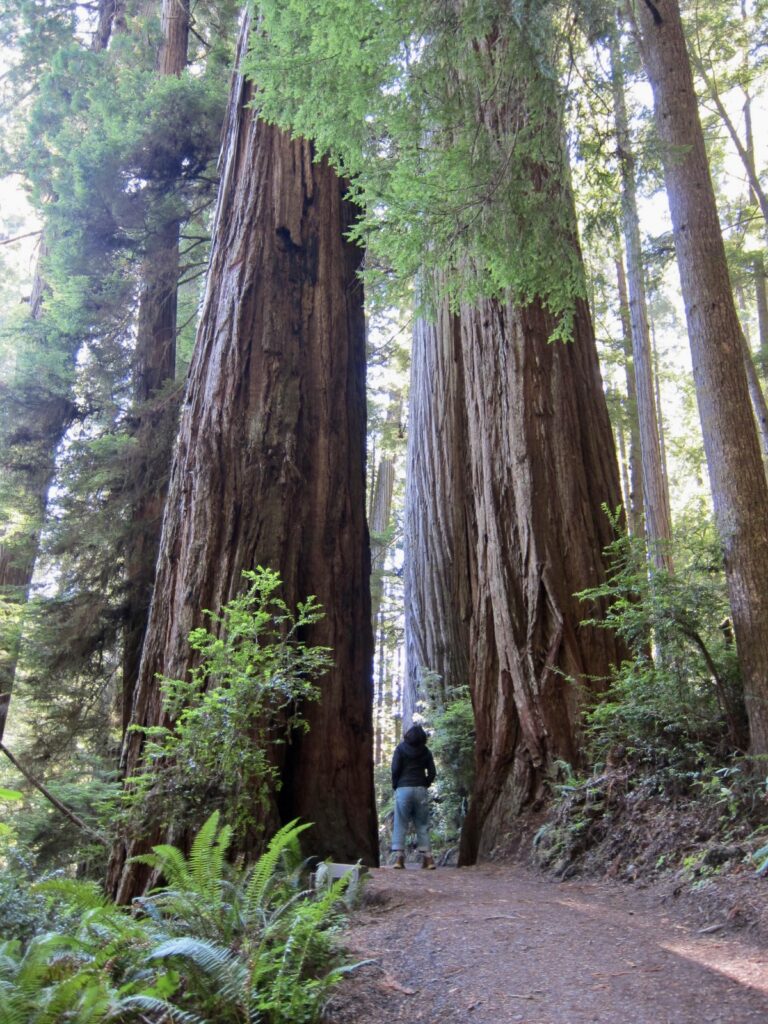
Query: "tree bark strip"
404 300 475 729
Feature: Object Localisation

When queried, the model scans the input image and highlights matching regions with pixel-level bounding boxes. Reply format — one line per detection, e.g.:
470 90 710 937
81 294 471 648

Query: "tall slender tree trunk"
633 0 768 753
615 253 645 539
735 288 768 459
109 15 376 901
753 255 768 377
121 0 189 731
0 375 76 741
611 26 673 569
404 299 474 729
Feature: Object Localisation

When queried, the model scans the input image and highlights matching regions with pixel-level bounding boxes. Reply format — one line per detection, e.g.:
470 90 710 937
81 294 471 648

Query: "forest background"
1 0 768 1015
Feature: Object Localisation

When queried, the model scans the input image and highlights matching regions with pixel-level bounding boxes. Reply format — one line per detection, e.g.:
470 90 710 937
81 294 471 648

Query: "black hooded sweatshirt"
391 732 436 790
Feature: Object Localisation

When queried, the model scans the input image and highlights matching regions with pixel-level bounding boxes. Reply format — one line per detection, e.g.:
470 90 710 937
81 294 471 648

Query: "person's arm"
425 747 436 787
391 747 402 789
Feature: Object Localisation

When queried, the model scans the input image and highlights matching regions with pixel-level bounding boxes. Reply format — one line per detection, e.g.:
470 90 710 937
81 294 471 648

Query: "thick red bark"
457 296 625 862
110 20 376 901
404 301 474 727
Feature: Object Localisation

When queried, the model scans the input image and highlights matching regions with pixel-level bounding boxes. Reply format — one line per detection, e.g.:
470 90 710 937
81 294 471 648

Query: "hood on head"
403 723 427 746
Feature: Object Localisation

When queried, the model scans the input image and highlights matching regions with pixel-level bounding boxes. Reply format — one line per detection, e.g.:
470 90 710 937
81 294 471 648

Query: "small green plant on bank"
0 813 357 1024
124 568 333 840
429 687 476 843
578 511 746 761
533 514 768 881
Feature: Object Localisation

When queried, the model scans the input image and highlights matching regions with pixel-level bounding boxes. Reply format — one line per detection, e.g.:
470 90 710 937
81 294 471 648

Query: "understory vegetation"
0 812 361 1024
532 517 768 892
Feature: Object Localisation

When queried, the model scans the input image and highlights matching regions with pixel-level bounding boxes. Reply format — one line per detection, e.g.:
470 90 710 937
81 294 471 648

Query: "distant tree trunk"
370 442 397 766
633 0 768 753
611 27 673 569
0 369 76 741
404 299 474 729
457 294 625 863
615 254 645 539
753 255 768 377
735 288 768 460
121 0 189 731
93 0 126 50
369 454 395 624
109 16 376 901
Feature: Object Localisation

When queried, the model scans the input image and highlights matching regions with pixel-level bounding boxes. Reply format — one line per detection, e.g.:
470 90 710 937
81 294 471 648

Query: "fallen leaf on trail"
377 977 417 995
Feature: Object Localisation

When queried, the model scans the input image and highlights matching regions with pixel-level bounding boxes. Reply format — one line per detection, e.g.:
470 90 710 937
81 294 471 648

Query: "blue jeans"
392 786 431 853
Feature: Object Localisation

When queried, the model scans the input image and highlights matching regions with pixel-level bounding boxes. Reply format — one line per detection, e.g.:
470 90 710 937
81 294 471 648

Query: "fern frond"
119 993 206 1024
188 811 232 907
129 843 191 889
149 936 248 999
244 819 312 917
33 877 111 911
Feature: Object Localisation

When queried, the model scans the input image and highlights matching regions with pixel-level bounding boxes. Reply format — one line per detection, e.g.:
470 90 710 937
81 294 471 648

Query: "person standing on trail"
391 723 437 870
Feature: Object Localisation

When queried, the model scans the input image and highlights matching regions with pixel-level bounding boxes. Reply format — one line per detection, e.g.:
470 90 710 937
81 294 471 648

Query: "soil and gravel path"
323 863 768 1024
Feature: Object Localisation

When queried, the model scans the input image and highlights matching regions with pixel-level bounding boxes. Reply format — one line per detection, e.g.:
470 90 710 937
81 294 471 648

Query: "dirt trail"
323 863 768 1024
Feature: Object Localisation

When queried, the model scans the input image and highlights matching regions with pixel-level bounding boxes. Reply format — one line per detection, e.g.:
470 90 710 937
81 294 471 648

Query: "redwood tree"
632 0 768 753
610 23 673 569
111 16 377 901
457 293 625 863
404 298 475 727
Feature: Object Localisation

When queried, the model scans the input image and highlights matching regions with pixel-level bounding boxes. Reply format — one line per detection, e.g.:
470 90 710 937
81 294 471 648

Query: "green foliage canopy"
246 0 588 327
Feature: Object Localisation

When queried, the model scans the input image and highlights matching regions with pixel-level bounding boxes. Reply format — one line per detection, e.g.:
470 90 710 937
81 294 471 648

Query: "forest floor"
322 861 768 1024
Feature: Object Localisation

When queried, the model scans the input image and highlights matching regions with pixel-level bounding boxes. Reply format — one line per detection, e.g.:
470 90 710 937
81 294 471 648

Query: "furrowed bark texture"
111 28 376 901
458 296 625 863
635 0 768 753
404 303 475 730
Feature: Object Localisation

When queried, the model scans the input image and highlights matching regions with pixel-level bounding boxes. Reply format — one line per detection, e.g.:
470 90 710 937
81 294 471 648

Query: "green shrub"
0 813 358 1024
124 567 333 841
578 513 746 760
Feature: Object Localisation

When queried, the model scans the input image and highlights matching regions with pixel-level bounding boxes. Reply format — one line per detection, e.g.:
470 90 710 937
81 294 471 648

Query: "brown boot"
421 854 436 870
392 853 405 869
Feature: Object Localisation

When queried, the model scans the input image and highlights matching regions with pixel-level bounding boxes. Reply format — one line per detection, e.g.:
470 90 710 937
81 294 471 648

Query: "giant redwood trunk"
404 299 475 728
110 17 376 901
457 295 625 863
634 0 768 753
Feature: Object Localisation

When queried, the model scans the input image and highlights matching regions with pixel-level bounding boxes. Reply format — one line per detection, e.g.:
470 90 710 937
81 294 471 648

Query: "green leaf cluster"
124 569 333 841
578 510 747 760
